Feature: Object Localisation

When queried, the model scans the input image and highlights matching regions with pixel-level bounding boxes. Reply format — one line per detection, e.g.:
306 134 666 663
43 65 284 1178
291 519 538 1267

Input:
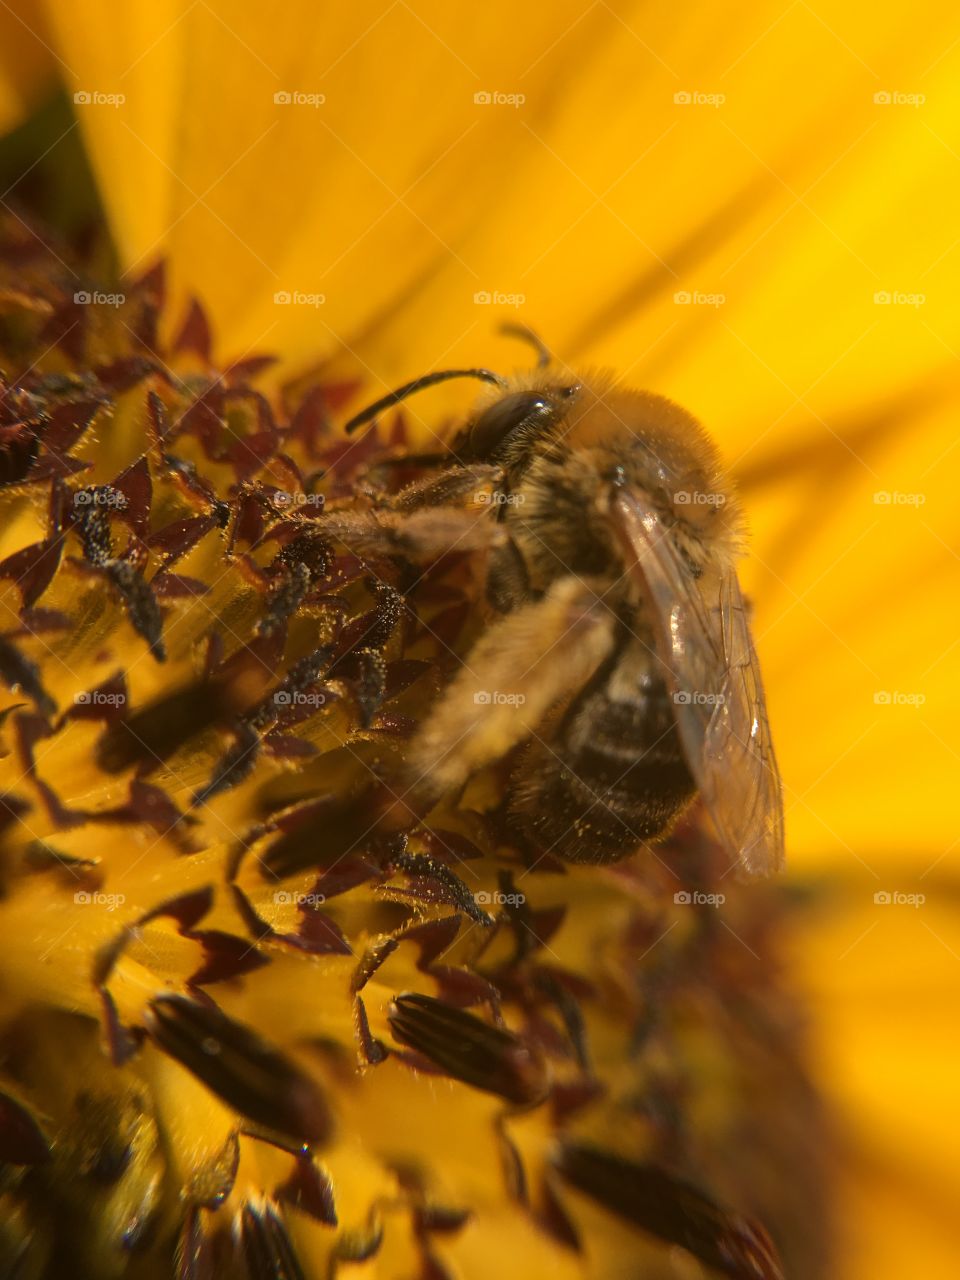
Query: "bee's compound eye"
462 391 555 460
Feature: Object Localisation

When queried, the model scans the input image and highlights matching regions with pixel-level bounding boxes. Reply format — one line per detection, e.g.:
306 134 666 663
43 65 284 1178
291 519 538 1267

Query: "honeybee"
344 331 784 875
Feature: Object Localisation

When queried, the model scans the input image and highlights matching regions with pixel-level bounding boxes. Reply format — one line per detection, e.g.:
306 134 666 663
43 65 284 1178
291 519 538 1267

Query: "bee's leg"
486 536 530 612
320 504 505 561
391 463 505 512
317 464 507 564
407 576 616 801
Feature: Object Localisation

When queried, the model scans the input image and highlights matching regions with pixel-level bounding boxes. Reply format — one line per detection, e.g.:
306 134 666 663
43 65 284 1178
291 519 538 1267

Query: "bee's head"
452 380 581 466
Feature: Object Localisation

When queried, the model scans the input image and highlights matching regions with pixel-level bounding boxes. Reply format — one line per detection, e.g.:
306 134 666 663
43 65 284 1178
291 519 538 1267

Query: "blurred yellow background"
1 2 958 1274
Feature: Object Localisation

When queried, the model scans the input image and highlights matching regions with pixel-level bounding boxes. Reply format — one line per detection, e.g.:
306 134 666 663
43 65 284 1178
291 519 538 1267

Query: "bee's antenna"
345 368 508 435
499 322 551 370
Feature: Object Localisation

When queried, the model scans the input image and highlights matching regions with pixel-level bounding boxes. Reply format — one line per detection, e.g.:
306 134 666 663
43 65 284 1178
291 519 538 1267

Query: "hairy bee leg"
407 576 616 801
391 463 505 512
315 464 506 563
486 536 531 611
319 504 505 560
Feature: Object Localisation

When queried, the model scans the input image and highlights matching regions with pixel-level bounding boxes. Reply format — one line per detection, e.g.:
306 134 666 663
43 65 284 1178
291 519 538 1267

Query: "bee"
343 330 784 875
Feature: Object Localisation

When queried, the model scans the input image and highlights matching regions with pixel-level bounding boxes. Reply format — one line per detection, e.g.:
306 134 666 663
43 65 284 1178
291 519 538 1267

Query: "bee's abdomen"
508 658 695 864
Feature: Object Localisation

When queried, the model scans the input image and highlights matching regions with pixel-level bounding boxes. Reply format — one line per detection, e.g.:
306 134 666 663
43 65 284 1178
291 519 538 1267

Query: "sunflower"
0 3 957 1278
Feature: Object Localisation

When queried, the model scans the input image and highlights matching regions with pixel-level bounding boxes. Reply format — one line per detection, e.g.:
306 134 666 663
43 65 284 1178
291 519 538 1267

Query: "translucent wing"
611 488 784 875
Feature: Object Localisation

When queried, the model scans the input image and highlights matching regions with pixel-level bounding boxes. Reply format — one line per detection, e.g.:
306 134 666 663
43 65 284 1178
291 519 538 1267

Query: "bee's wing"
611 489 784 876
709 568 785 874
